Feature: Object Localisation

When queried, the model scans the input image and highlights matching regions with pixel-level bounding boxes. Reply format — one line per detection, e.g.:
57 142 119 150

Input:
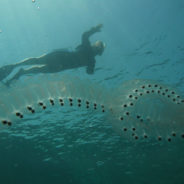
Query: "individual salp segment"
136 115 141 119
38 102 44 106
168 137 171 142
15 112 24 119
27 106 35 114
1 120 12 126
158 136 162 141
7 121 12 126
49 99 55 106
58 98 64 106
123 127 127 132
101 105 105 112
123 104 127 108
134 96 138 100
132 127 136 131
2 120 8 125
84 100 90 109
77 99 82 107
172 132 176 137
38 101 46 110
129 94 133 98
59 98 63 103
67 98 73 106
77 99 82 103
130 102 134 106
120 117 124 121
85 101 90 109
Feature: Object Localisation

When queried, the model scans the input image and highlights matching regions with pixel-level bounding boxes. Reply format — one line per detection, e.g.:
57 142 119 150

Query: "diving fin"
0 64 15 81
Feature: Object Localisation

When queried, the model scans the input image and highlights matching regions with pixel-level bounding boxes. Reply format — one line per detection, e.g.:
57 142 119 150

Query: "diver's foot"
0 64 15 81
3 68 25 87
1 80 11 87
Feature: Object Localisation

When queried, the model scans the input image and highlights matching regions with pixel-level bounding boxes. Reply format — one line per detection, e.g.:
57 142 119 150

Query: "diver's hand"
93 24 103 32
84 24 103 38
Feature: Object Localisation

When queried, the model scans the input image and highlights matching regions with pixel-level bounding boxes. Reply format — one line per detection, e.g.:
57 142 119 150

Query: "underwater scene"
0 0 184 184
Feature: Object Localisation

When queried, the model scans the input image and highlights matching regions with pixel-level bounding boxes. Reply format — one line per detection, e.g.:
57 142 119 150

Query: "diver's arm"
82 24 103 45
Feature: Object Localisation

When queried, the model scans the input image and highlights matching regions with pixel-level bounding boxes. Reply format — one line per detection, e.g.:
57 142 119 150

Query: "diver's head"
92 40 106 56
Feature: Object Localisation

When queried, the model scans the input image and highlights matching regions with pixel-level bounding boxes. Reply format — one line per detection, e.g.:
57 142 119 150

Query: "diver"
0 24 105 85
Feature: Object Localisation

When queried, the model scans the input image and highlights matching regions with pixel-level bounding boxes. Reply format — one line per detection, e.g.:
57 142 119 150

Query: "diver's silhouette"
0 24 105 85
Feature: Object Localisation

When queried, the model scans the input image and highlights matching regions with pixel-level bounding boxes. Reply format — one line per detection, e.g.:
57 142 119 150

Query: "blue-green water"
0 0 184 184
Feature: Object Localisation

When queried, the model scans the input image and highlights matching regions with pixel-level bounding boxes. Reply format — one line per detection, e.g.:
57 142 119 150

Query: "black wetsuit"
0 26 101 84
30 28 97 74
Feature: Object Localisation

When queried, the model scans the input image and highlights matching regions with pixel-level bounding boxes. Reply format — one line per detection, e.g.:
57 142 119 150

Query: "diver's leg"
14 53 48 67
0 54 47 82
6 65 48 85
15 57 42 67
